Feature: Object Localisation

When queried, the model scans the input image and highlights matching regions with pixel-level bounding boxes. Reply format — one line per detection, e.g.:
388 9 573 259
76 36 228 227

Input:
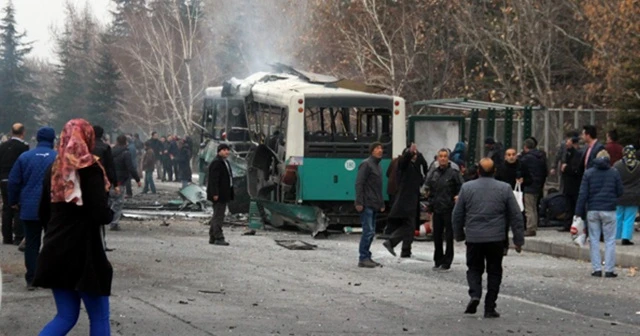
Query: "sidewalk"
522 228 640 268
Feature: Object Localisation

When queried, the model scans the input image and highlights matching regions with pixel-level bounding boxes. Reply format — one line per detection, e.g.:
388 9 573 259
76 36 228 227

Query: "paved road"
1 218 639 336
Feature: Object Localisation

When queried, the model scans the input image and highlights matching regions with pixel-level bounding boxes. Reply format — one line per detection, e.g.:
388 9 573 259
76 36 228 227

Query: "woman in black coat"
34 119 113 335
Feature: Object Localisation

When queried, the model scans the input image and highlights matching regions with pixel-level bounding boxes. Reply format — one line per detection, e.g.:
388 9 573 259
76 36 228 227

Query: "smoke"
204 0 310 76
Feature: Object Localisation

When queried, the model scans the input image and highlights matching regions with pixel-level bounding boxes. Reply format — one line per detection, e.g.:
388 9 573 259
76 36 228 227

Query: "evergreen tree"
110 0 147 37
87 35 122 132
615 58 640 147
0 0 39 133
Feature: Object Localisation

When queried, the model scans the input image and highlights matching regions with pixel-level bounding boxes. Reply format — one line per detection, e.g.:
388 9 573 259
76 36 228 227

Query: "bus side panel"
297 158 390 202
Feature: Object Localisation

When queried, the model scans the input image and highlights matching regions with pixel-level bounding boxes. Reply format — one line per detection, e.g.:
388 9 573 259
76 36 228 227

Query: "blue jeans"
109 189 124 228
143 170 156 194
358 207 377 261
40 289 110 336
587 211 617 273
23 220 42 285
616 205 637 240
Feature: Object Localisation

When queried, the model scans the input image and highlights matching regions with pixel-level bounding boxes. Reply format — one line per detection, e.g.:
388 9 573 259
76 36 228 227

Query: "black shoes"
358 259 378 268
622 239 634 246
209 239 229 246
464 299 480 314
605 272 618 278
591 271 602 277
484 310 501 318
382 240 396 256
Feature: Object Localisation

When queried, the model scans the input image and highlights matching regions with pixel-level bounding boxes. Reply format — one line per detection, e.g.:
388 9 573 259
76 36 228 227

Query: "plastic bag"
513 183 524 212
570 216 587 247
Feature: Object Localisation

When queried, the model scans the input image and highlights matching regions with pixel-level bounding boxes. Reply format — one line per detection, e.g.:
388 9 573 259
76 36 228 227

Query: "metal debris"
274 240 317 250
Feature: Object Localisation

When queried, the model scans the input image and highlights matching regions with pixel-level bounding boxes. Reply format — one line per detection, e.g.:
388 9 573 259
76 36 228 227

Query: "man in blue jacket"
8 127 57 289
575 150 623 278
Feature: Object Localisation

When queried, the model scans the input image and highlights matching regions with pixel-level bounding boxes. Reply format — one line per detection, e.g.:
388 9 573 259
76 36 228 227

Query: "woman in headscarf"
613 145 640 245
34 119 113 335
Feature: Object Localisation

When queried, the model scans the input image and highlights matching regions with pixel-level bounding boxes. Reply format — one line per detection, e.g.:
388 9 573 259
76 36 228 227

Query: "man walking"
208 144 234 246
382 144 423 258
425 148 464 271
0 123 29 245
7 127 56 289
575 150 623 278
520 138 548 236
110 135 141 231
453 158 525 318
355 142 385 268
142 141 156 194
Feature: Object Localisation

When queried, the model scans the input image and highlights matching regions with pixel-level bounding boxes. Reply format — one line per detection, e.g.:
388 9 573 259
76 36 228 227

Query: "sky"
0 0 112 61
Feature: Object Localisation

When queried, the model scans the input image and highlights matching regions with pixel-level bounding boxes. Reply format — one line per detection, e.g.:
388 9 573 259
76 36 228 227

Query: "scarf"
623 145 638 170
51 119 110 205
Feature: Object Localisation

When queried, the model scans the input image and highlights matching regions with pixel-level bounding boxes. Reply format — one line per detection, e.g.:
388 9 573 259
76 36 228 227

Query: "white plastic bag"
570 216 587 247
513 183 524 212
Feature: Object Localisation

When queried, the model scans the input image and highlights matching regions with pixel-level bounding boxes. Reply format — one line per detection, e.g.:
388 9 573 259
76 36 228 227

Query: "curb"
522 239 640 268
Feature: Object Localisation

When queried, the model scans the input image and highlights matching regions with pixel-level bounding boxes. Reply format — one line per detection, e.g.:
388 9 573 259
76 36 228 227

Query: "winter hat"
217 144 230 153
484 137 495 145
37 127 56 143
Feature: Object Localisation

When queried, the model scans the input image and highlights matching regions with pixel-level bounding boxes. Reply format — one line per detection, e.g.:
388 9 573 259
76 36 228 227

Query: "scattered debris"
178 300 189 304
275 240 317 250
198 289 225 295
628 267 637 277
353 283 361 287
242 229 257 236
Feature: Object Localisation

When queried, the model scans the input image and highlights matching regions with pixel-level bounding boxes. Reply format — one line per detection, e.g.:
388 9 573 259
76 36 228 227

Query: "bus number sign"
345 160 356 171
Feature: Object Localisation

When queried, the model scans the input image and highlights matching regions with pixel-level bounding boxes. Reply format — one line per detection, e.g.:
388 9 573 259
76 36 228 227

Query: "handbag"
513 182 524 212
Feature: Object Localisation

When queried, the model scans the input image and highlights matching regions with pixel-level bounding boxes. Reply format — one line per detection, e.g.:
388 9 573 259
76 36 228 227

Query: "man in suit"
207 144 234 246
580 125 606 174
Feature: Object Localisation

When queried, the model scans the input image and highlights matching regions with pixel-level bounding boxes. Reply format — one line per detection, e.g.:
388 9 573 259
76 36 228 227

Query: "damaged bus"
200 69 406 236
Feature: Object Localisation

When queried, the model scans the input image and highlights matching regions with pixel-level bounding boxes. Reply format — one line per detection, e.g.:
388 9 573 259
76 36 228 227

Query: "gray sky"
0 0 112 61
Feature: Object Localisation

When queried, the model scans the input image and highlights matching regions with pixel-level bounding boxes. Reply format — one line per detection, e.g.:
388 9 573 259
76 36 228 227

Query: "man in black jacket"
539 188 571 228
92 126 117 188
382 144 423 258
520 139 548 236
109 135 141 231
207 144 234 246
0 123 29 244
354 142 385 268
561 136 583 231
425 148 464 271
149 131 163 181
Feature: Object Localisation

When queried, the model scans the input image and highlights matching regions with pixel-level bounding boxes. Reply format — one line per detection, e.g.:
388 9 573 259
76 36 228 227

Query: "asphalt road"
1 217 639 336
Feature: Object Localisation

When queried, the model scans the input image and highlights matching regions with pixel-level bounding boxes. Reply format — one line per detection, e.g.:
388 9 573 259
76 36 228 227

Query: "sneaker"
464 298 480 314
211 239 229 246
357 259 377 268
622 239 634 246
484 310 500 318
604 272 618 278
591 271 602 277
382 240 396 256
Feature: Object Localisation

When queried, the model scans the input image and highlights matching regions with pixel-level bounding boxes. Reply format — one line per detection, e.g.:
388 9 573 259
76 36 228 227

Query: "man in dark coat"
538 188 571 228
161 136 173 181
91 126 117 188
177 138 193 188
382 144 423 258
580 125 606 174
109 135 141 231
495 148 532 189
520 139 548 236
560 136 583 231
425 148 464 270
453 158 525 318
485 137 505 167
0 123 29 245
149 131 164 180
354 142 385 268
207 144 234 246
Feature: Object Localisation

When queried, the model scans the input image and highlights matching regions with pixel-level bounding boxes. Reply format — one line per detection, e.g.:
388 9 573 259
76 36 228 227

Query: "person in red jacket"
605 129 623 166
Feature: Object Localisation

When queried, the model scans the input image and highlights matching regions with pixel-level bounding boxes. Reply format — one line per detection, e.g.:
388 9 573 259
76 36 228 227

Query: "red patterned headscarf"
51 119 110 204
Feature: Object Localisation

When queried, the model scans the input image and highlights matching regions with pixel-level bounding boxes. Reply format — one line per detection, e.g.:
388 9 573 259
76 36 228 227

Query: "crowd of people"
354 124 637 318
0 121 199 335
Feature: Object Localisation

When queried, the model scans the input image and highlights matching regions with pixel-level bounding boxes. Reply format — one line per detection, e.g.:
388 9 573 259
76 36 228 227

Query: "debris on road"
198 289 225 295
275 240 317 250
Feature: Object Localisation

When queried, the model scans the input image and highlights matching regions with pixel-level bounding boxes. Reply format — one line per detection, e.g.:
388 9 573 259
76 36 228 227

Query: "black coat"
92 139 117 187
33 163 114 296
495 159 532 189
520 149 548 194
207 155 234 203
562 147 583 196
389 150 425 218
178 146 192 180
425 162 464 214
0 138 29 180
112 145 140 185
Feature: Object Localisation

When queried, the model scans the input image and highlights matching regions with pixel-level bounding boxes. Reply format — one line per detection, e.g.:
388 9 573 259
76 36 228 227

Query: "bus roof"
205 72 400 107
